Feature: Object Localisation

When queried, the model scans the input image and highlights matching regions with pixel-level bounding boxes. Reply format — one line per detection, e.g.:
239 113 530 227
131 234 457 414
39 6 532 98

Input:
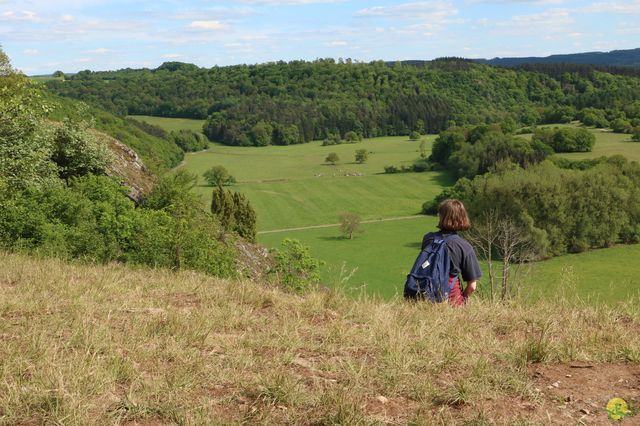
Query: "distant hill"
476 47 640 68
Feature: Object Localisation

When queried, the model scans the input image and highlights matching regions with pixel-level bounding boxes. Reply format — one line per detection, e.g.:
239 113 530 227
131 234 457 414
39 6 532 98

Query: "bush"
325 152 339 165
409 131 420 140
203 165 236 186
345 131 362 142
611 118 633 134
170 129 208 152
532 127 595 153
270 239 322 292
355 149 368 164
51 119 113 180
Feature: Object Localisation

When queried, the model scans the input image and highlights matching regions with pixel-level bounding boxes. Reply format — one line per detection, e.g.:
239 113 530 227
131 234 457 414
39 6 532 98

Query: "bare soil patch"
527 363 640 424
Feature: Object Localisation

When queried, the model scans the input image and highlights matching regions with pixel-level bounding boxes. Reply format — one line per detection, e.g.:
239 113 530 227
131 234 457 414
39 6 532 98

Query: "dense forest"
47 59 640 147
478 47 640 68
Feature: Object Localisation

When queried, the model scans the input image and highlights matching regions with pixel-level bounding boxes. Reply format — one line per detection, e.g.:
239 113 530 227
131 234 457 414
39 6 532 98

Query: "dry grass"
0 251 638 424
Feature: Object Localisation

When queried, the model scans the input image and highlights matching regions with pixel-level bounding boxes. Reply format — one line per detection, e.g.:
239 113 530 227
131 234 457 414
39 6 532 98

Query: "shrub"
532 127 595 153
170 129 208 152
51 119 113 180
354 149 368 164
325 152 339 165
270 239 322 292
203 165 236 186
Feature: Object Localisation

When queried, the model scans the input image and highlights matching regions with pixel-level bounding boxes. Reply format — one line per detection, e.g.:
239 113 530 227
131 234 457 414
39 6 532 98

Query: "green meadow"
180 135 451 230
521 124 640 162
128 115 206 133
155 115 640 303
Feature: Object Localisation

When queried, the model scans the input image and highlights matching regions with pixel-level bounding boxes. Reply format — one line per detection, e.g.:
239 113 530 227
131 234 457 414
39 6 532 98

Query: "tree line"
46 59 640 147
426 155 640 260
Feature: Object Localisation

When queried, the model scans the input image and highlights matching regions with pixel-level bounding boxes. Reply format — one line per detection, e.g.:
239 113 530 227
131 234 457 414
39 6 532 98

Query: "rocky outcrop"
92 129 153 204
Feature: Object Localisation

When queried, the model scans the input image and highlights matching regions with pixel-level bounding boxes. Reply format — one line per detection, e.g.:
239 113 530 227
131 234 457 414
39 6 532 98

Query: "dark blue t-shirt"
421 232 482 282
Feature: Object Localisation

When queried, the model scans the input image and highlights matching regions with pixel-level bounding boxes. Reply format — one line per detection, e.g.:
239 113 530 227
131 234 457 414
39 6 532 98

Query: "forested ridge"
478 47 640 68
47 59 640 146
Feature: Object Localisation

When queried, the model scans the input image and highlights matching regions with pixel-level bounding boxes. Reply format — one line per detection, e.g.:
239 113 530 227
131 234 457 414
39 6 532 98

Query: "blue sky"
1 0 639 75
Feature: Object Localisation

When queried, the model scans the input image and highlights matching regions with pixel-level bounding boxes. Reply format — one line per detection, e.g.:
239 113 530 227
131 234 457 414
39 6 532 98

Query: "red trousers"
448 276 466 306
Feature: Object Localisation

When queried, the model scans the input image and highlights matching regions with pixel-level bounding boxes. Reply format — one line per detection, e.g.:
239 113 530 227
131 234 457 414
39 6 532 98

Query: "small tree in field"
467 211 536 302
409 131 420 140
355 149 368 164
632 128 640 142
339 212 361 240
325 152 339 165
419 139 427 158
203 165 236 186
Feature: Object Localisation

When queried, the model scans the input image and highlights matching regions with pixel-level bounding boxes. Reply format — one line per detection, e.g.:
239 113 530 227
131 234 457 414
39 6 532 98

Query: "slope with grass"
128 115 206 134
1 251 638 424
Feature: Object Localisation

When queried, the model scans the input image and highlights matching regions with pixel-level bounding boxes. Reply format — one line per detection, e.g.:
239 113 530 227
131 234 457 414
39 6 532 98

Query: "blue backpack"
404 233 459 302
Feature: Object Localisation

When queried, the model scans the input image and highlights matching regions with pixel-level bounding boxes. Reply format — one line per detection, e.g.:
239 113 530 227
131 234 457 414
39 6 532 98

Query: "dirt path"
257 215 425 235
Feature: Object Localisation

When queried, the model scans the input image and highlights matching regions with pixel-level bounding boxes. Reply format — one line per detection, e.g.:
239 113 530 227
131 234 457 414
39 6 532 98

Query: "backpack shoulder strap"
443 233 459 243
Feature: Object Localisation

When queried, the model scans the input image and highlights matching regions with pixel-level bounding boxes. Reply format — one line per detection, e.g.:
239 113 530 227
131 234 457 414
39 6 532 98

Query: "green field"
169 120 640 304
128 115 206 133
521 124 640 162
181 136 451 230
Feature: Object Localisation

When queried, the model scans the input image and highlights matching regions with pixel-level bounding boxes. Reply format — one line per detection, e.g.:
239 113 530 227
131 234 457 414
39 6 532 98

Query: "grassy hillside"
1 251 638 424
128 115 206 134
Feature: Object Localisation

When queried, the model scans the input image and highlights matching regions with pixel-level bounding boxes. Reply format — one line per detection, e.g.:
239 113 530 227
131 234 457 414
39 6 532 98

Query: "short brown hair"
437 199 471 232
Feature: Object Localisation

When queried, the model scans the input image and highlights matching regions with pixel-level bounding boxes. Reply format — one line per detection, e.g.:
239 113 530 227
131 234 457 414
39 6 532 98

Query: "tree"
409 131 420 140
52 70 65 79
51 119 112 180
632 128 640 142
466 210 500 302
345 131 361 142
496 218 535 301
419 139 428 158
232 191 257 242
339 212 361 240
0 47 57 189
251 121 273 146
210 186 236 229
325 152 339 165
355 149 368 164
203 165 236 186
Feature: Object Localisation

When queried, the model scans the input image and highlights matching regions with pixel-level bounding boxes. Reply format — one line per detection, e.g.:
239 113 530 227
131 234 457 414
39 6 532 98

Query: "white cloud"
324 40 347 47
85 47 110 54
23 48 38 55
189 20 227 30
492 8 574 36
583 1 640 13
1 10 41 22
162 53 181 58
354 1 458 21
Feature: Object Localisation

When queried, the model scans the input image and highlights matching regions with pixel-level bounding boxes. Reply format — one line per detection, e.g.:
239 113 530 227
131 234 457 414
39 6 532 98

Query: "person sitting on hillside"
418 199 482 305
404 199 482 306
